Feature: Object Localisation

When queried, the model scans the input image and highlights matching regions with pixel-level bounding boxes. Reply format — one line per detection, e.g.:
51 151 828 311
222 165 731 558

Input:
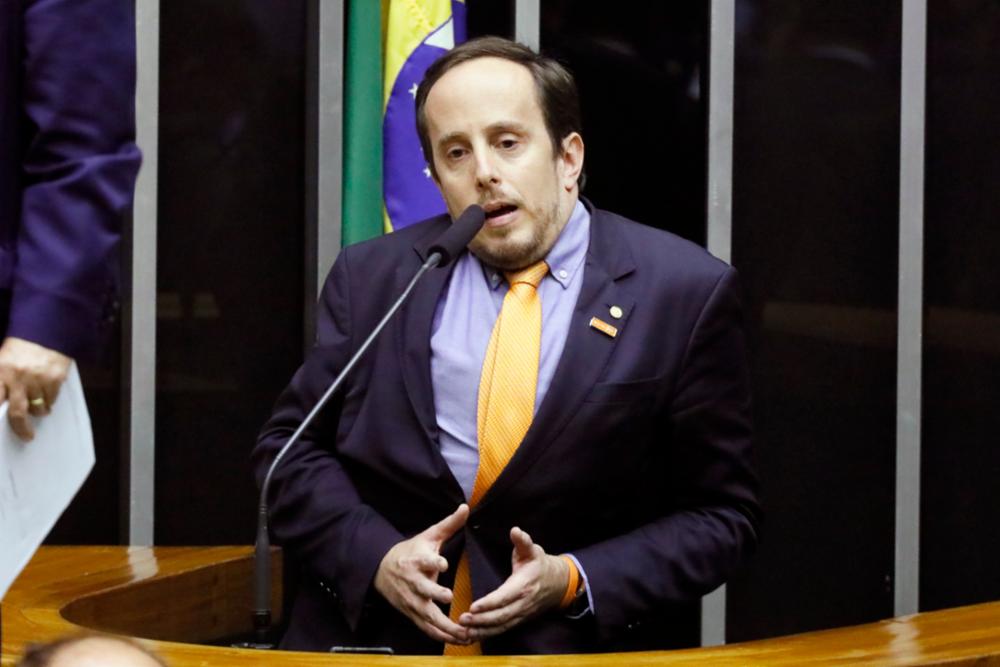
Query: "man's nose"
474 152 500 188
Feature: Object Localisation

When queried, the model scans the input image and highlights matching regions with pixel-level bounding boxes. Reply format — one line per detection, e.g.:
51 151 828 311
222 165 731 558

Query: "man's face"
423 57 584 270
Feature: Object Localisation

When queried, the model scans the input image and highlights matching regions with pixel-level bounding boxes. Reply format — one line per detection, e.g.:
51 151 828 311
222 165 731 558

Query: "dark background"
920 0 1000 613
728 0 902 639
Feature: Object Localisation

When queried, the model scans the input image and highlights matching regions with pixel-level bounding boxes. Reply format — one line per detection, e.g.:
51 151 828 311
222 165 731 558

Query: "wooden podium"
3 547 1000 666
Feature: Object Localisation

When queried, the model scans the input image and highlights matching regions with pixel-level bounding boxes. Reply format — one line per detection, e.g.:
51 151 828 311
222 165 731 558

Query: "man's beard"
469 199 563 271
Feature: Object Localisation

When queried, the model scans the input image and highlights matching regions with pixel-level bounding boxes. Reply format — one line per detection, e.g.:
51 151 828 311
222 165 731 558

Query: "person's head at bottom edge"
17 634 167 667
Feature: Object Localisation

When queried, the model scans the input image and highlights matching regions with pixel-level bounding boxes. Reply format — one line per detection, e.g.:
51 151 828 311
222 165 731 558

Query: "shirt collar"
482 199 591 291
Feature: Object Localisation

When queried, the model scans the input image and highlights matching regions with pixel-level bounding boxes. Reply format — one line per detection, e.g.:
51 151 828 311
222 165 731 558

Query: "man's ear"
559 132 584 191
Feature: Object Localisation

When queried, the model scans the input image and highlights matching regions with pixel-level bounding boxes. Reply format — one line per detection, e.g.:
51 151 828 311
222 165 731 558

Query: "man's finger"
412 577 453 605
6 383 34 440
40 378 61 411
9 414 34 440
405 553 448 574
26 384 49 417
461 599 523 629
467 573 525 614
417 601 470 644
425 503 469 542
510 527 535 560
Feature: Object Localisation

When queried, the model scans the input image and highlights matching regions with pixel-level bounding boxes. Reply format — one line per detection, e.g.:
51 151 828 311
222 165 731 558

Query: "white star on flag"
423 166 432 178
409 82 419 98
425 17 455 50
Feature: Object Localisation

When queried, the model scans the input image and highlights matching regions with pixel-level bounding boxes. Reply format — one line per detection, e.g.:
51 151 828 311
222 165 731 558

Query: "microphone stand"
245 203 484 648
247 252 443 647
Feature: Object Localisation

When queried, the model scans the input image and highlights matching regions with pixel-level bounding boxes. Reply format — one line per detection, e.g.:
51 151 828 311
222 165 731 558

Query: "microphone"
247 205 485 647
427 204 486 266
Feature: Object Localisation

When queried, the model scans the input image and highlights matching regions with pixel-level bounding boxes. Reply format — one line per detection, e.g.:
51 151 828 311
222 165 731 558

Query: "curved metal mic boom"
251 205 485 645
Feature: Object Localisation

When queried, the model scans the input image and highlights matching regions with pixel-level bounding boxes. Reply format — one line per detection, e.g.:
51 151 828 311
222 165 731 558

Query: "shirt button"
558 269 568 279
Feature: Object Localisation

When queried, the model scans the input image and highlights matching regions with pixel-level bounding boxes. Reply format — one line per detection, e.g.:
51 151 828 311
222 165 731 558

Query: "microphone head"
427 205 485 266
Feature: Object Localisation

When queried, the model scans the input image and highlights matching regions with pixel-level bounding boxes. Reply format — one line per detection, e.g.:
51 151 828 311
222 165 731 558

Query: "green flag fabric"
342 0 384 246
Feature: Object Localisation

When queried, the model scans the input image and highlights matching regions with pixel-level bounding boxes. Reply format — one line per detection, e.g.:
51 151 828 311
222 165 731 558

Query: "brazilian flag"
342 0 467 245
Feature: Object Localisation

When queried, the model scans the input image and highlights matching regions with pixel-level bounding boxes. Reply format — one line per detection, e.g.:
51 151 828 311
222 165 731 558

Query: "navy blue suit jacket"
254 204 760 654
0 0 140 356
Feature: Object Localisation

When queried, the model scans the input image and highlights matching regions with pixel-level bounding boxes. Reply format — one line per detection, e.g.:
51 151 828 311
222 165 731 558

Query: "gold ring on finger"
29 397 46 408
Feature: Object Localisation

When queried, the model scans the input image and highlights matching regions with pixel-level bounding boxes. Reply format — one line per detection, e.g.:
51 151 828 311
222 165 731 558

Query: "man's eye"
446 148 466 160
499 139 518 150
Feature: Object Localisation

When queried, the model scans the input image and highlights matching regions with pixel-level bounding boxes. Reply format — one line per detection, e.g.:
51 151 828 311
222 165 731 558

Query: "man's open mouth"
484 204 518 220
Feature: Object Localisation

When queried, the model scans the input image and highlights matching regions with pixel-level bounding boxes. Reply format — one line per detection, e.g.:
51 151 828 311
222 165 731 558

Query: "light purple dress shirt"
430 200 594 614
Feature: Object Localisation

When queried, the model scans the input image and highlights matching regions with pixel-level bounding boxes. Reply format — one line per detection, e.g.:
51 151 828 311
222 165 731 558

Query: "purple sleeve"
9 0 142 358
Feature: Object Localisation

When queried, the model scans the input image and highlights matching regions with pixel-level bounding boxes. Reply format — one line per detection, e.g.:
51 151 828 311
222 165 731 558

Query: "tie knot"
505 261 549 291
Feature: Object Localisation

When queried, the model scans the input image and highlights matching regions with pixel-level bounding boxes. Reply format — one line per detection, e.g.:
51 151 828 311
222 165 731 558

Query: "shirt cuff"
564 553 594 618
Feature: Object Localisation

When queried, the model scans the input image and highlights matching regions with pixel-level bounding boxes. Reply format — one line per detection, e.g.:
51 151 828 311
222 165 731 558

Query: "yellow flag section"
383 0 456 108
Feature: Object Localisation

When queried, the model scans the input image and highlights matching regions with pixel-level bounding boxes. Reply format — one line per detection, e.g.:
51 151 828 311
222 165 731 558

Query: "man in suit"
254 36 759 655
0 0 140 437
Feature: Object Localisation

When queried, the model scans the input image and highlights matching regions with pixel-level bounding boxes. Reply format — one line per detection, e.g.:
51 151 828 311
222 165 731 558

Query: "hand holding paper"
0 364 95 600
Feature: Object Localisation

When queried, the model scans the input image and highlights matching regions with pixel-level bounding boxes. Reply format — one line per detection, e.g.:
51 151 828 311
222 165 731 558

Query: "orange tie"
444 260 548 656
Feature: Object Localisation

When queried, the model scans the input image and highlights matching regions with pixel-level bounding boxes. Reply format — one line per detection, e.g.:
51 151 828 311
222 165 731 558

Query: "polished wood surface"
4 547 1000 666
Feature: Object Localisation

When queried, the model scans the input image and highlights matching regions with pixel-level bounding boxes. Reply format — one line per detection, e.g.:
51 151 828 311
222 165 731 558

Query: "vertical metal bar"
895 0 926 617
318 0 345 290
304 0 345 347
125 0 159 546
707 0 735 266
316 0 344 294
304 0 344 346
702 0 735 647
515 0 540 50
303 0 319 346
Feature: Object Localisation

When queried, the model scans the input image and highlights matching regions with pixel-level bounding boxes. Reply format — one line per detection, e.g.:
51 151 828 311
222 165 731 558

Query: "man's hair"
414 36 583 178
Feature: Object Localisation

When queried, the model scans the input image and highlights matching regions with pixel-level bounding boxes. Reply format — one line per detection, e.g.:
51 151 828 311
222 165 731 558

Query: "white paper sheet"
0 365 95 599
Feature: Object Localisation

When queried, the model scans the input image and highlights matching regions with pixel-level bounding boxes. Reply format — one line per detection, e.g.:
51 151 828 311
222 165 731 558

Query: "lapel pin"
589 317 618 338
609 305 623 319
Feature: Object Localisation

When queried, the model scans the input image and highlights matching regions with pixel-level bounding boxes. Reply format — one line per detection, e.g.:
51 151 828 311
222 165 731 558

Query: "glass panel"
921 0 1000 612
155 0 307 545
468 0 513 39
539 2 709 647
727 0 901 640
45 339 122 544
541 2 708 244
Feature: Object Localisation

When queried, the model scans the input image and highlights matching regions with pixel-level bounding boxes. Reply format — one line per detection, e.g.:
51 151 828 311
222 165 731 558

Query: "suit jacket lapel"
475 206 637 511
396 216 465 500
